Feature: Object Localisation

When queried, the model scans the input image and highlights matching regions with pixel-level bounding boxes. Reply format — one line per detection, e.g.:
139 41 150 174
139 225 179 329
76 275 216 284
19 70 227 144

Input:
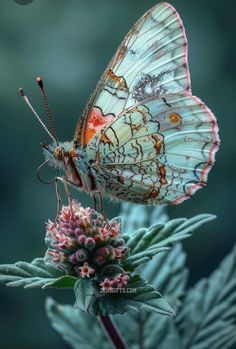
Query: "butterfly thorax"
43 141 93 192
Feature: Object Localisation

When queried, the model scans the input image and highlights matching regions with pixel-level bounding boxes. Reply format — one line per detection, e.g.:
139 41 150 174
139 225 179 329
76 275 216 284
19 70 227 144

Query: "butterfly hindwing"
86 94 219 204
75 2 190 146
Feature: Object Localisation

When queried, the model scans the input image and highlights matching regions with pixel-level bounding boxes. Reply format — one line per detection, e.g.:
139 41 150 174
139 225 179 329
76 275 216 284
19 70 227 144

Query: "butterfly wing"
74 2 190 147
75 2 219 204
86 94 219 204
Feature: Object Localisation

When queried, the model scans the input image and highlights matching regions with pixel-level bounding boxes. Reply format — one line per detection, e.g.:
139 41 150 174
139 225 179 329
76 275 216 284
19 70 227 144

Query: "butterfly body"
44 2 220 205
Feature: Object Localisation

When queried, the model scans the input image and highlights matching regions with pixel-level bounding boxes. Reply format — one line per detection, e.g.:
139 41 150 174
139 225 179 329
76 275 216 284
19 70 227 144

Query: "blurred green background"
0 0 235 348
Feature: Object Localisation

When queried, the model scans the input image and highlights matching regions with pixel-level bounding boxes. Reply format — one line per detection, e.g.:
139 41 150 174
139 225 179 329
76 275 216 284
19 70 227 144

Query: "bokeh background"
0 0 235 348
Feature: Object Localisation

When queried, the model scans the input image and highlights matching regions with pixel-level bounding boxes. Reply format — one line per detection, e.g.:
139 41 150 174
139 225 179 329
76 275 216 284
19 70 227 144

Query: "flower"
112 273 130 288
78 262 95 278
114 246 129 259
99 273 130 291
44 200 130 280
100 278 114 292
46 250 66 263
116 274 130 286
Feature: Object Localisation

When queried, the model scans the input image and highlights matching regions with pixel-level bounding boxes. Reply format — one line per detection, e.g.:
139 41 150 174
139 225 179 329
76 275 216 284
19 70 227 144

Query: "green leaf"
46 298 110 349
176 244 236 349
74 279 94 312
43 275 78 289
81 275 175 316
0 258 75 289
114 244 187 349
142 243 188 306
122 214 215 271
118 312 182 349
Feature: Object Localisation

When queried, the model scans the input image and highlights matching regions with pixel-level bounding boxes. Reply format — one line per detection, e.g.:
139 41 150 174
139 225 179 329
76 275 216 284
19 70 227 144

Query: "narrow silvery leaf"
122 214 215 271
176 244 236 349
46 298 110 349
0 258 68 288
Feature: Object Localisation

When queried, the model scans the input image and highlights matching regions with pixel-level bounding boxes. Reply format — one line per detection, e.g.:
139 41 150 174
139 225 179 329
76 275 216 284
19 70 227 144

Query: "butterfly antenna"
36 76 59 145
19 88 58 144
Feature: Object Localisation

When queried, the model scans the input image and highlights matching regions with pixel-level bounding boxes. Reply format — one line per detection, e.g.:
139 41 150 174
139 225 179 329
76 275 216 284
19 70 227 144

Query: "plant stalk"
99 315 127 349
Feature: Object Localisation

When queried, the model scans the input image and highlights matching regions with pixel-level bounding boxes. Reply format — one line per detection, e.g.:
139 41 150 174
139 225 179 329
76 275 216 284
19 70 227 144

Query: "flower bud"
74 228 81 236
84 237 96 250
113 239 125 247
77 234 86 245
93 245 115 266
94 234 102 243
68 249 89 265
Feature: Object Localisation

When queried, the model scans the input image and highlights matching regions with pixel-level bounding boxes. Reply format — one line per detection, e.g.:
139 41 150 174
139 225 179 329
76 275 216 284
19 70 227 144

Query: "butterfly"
20 2 219 206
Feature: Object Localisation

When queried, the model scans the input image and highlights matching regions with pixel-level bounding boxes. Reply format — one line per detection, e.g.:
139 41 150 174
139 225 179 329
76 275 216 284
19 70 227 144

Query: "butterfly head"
42 141 75 170
41 140 84 188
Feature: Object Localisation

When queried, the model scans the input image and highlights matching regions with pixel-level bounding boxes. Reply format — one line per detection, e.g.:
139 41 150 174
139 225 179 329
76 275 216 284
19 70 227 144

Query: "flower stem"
99 315 127 349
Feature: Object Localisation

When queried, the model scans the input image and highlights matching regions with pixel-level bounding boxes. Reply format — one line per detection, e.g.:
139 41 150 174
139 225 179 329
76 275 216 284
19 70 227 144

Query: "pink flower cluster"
44 201 129 282
100 274 130 292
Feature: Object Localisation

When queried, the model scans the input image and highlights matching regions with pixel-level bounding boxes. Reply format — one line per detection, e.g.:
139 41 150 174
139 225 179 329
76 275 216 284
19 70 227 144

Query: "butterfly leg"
62 176 73 218
57 176 73 219
93 190 110 226
93 192 98 211
55 178 62 221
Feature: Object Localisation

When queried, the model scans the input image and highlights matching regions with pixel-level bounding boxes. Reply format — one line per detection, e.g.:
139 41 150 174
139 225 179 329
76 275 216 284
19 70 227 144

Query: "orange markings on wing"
159 165 167 185
100 133 113 145
151 135 163 155
142 112 147 124
107 69 128 90
114 45 127 65
117 175 125 185
149 189 160 198
83 107 115 146
131 123 142 131
169 112 182 123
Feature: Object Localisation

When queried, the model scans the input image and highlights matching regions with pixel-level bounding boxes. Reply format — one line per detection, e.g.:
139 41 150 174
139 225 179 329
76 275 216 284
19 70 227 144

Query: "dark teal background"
0 0 235 348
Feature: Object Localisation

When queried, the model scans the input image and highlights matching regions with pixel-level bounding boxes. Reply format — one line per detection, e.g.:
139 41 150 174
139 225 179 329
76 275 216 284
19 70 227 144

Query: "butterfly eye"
54 147 63 160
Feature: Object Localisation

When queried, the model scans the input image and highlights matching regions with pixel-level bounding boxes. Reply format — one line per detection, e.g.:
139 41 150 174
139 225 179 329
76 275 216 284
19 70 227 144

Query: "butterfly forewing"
74 2 190 147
